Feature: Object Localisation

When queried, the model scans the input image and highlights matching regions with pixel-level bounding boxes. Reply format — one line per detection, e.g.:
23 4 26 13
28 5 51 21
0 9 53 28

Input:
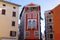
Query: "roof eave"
0 1 21 7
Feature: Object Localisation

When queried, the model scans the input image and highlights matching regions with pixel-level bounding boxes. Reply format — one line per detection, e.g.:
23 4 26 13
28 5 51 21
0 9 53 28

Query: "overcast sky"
5 0 60 34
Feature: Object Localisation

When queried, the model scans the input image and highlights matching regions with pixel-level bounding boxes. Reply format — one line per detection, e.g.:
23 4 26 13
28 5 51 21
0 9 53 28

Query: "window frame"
48 12 51 14
12 21 15 26
28 7 32 11
12 11 16 17
32 19 37 29
34 31 39 37
27 19 37 30
33 7 38 11
49 25 52 29
2 9 6 15
49 34 53 39
48 18 53 23
48 11 53 15
27 19 31 29
25 31 30 37
10 31 16 37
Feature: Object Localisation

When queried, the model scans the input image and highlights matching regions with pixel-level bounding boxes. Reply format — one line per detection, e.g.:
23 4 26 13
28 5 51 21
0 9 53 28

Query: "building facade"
45 10 54 40
0 1 20 40
19 3 41 40
45 4 60 40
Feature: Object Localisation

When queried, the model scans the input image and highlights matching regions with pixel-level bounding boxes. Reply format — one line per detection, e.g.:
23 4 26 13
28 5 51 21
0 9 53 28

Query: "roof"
25 3 39 7
0 0 21 6
52 4 60 11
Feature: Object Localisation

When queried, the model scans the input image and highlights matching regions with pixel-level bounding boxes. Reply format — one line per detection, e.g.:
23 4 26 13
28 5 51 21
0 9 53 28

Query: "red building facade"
19 3 41 40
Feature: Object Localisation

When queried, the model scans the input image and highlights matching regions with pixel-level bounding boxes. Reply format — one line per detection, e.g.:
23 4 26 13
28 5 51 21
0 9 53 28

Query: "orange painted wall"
52 4 60 40
26 13 39 39
24 4 40 40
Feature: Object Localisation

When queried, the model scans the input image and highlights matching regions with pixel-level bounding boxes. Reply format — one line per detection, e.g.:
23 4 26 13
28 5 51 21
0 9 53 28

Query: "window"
49 12 51 14
49 18 52 22
28 7 32 10
49 25 53 32
13 12 16 17
28 19 37 30
27 14 31 18
33 7 38 10
34 31 39 36
49 25 52 29
32 20 36 29
10 31 16 37
33 13 37 18
3 4 6 6
28 20 31 29
12 21 15 26
48 18 53 23
48 11 53 15
2 9 6 15
13 7 16 9
26 31 30 36
50 34 53 39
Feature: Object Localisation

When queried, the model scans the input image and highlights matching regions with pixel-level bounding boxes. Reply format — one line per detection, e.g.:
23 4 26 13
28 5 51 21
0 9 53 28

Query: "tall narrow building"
19 3 41 40
45 10 54 40
45 4 60 40
0 1 20 40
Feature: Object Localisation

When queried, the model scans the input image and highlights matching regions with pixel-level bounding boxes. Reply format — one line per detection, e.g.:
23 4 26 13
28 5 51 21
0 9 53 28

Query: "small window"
3 4 6 6
33 13 37 18
26 31 30 36
12 21 15 26
50 34 53 39
13 7 16 9
13 12 16 17
49 12 51 14
49 18 52 22
28 7 32 10
10 31 16 37
34 31 39 36
33 7 38 10
2 9 6 15
49 25 53 32
27 14 31 18
49 25 52 29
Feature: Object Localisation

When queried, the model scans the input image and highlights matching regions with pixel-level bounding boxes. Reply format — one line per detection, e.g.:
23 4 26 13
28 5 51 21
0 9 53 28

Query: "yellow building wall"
0 2 19 40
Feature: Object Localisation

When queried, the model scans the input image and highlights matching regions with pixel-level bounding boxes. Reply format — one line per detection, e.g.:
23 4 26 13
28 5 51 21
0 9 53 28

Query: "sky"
5 0 60 34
